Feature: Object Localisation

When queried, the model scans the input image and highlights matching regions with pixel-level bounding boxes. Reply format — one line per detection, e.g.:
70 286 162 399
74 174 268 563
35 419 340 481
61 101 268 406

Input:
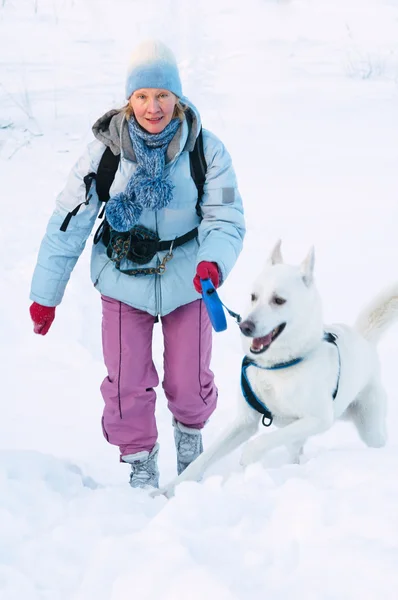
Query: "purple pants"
100 296 218 457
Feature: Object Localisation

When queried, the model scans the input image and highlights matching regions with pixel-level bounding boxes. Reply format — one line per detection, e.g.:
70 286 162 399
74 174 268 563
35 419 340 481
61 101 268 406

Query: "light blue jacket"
30 100 245 316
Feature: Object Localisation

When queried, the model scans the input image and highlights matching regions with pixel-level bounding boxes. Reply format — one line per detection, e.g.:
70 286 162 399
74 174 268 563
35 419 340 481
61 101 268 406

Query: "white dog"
156 241 398 498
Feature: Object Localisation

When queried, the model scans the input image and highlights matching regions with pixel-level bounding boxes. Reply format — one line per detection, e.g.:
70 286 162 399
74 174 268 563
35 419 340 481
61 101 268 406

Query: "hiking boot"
173 419 203 475
122 443 160 489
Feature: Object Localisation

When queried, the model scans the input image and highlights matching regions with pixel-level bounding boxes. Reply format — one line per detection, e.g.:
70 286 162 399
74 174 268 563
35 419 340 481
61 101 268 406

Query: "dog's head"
239 240 323 362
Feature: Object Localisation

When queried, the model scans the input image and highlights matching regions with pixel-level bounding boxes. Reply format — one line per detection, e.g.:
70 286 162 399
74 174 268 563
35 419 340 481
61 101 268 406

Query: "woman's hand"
193 261 220 293
29 302 56 335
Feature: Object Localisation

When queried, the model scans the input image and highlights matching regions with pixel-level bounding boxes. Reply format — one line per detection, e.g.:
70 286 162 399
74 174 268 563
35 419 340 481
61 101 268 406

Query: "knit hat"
125 40 182 100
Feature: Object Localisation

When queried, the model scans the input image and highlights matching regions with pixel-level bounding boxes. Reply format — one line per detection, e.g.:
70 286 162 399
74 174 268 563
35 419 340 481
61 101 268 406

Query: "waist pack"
100 223 199 276
60 127 207 277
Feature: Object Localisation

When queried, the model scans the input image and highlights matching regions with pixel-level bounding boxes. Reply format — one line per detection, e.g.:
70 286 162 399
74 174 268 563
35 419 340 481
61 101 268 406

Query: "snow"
1 0 398 598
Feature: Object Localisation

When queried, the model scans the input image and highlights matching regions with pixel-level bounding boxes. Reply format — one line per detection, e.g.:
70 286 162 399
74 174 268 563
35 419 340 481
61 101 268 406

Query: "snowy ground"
1 1 398 598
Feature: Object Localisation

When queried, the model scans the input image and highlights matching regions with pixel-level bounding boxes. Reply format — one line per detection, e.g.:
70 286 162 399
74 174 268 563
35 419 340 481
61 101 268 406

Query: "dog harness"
241 332 341 427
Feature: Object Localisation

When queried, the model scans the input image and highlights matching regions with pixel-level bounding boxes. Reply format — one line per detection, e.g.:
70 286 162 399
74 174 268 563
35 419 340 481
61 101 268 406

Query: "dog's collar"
249 356 304 370
241 332 341 427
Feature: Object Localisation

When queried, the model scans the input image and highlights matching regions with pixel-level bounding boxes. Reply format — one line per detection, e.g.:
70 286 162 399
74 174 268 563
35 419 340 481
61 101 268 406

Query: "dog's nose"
239 320 255 337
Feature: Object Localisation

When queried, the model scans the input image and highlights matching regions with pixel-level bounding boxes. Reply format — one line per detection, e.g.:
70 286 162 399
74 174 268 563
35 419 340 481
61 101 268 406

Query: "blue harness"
241 332 341 427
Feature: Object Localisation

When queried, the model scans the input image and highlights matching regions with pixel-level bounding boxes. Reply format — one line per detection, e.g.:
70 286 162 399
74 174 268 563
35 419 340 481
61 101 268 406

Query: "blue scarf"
105 116 181 232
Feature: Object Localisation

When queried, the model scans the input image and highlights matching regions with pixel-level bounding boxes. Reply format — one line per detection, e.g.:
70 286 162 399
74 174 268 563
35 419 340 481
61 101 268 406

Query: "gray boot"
173 419 203 475
122 443 160 489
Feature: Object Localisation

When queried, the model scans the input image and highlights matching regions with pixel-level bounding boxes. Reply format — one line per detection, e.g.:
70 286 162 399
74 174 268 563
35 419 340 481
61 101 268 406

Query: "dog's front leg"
153 409 260 498
287 441 304 464
240 413 332 467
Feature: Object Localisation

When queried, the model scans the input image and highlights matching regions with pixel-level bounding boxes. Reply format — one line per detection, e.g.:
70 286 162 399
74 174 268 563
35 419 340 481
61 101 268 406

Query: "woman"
29 40 245 489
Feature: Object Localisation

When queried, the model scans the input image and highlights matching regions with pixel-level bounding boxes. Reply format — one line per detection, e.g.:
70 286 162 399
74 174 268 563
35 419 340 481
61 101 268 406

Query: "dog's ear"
267 239 283 266
300 246 315 286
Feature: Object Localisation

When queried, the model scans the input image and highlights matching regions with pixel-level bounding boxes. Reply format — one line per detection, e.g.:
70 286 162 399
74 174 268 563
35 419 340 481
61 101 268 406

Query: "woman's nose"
147 98 160 112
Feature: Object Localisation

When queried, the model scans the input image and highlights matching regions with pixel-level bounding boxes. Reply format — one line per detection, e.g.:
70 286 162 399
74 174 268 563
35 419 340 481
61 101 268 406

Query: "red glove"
29 302 56 335
193 261 220 293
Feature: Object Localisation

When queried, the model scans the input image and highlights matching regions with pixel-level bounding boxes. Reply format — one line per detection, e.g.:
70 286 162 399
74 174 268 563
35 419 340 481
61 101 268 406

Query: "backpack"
60 127 207 236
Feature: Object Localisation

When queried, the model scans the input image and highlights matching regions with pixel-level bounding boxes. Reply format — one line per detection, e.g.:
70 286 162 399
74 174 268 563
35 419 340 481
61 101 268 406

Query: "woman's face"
129 88 177 134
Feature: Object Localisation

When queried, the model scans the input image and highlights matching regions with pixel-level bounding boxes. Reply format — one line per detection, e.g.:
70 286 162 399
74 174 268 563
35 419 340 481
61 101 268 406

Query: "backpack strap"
60 129 206 232
59 147 120 232
189 127 207 216
95 147 121 206
94 132 206 206
97 128 207 228
96 132 206 205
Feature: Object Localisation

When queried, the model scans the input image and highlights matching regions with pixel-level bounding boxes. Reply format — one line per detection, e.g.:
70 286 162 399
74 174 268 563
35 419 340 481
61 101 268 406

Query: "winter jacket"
30 99 245 316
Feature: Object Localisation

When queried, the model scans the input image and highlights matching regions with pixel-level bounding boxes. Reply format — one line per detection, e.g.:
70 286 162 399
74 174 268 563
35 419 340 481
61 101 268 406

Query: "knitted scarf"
105 116 181 232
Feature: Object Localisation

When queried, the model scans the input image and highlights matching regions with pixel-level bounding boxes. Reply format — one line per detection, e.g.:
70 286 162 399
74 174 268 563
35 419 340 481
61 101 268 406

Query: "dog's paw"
150 485 175 500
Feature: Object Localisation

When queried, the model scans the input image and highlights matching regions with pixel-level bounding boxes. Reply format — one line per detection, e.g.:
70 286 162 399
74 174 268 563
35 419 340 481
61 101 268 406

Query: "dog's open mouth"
250 323 286 354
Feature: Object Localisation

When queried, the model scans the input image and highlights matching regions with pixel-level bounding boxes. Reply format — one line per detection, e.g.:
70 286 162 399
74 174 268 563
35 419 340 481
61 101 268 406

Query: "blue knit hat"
125 40 182 100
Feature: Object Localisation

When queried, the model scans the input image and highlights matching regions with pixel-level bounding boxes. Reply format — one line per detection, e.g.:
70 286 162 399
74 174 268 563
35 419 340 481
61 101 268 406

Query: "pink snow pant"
100 295 218 458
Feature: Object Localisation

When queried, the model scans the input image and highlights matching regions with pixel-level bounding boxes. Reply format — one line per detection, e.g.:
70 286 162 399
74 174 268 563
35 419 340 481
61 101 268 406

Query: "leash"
241 332 341 426
220 300 242 324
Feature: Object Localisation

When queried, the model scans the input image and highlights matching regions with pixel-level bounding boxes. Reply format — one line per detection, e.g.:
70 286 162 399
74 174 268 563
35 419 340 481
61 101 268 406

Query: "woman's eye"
251 294 258 302
272 295 286 306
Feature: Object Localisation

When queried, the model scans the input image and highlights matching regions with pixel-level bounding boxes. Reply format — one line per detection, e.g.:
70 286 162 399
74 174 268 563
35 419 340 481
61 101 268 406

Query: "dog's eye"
272 295 286 306
251 293 258 303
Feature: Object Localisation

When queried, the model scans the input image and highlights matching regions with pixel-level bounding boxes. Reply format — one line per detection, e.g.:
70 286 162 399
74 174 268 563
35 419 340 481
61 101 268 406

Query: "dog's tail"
354 283 398 344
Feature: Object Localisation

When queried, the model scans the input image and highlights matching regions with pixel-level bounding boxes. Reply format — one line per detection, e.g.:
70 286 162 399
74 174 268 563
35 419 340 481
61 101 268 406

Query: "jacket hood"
92 96 201 162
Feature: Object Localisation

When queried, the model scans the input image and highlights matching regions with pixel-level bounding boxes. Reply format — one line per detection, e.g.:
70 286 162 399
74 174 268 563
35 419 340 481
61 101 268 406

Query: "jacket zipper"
154 161 178 315
154 211 161 315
